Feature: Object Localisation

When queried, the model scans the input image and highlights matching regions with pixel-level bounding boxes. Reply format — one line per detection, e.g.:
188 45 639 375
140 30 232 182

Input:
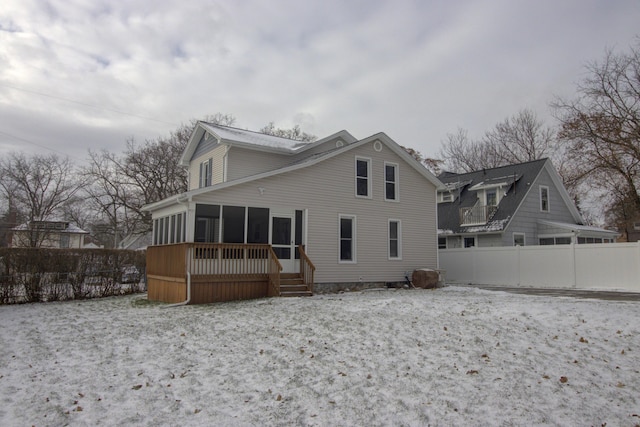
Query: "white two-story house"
143 122 442 304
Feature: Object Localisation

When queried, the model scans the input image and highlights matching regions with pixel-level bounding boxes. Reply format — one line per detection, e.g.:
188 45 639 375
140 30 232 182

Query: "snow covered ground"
1 286 639 426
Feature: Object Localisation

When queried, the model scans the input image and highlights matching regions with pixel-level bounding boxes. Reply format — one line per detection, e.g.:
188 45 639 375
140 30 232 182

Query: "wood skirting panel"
147 274 270 304
147 275 187 303
190 280 269 304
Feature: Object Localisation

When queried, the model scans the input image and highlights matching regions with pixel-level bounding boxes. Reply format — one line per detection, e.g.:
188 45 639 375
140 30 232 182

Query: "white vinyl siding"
187 139 438 283
188 145 227 190
225 147 291 182
500 166 579 246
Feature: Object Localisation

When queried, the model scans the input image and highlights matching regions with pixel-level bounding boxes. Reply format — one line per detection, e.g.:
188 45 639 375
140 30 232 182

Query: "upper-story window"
355 157 371 198
540 186 550 212
200 159 212 188
486 188 497 206
385 162 398 201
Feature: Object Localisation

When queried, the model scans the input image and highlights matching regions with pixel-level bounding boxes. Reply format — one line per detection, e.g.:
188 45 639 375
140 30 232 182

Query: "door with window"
271 214 295 272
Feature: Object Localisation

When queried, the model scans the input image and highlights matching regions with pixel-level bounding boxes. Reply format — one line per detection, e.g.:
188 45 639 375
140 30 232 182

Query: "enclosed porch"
146 242 315 304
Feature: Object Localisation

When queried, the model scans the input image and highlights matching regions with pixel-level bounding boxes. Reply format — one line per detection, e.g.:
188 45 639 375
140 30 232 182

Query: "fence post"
516 244 521 287
571 243 577 289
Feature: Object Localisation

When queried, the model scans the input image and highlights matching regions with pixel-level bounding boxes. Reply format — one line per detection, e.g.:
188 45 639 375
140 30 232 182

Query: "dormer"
437 180 472 203
467 174 521 207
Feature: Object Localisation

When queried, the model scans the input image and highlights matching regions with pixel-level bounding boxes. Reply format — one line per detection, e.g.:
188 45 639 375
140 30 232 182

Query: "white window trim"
200 159 212 188
439 192 453 203
538 233 574 245
384 161 399 202
513 232 525 246
355 156 372 199
338 214 357 263
438 236 448 249
540 185 550 212
388 219 402 260
485 188 498 206
222 153 228 183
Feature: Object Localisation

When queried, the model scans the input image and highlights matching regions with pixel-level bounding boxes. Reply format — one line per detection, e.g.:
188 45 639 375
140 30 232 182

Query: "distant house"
621 219 640 243
118 233 152 251
142 122 442 303
437 159 618 248
11 221 89 248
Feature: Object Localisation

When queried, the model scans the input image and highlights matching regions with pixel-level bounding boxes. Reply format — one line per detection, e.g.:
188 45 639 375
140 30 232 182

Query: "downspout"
163 271 191 308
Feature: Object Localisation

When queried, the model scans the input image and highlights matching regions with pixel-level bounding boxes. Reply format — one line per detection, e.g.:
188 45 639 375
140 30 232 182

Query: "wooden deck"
146 243 314 304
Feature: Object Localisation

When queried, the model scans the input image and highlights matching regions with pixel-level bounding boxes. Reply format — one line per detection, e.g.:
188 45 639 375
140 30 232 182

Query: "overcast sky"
1 0 639 164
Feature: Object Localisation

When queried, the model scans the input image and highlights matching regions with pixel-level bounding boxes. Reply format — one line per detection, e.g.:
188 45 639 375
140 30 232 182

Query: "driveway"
457 284 640 302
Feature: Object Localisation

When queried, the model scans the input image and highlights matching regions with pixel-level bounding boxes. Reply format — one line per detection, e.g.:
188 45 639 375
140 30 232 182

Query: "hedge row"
0 248 147 304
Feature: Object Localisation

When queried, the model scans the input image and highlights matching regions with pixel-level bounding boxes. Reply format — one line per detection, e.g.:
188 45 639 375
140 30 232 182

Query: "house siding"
292 137 346 159
502 166 577 245
191 134 218 160
188 145 227 190
190 139 438 284
478 234 503 247
226 147 291 182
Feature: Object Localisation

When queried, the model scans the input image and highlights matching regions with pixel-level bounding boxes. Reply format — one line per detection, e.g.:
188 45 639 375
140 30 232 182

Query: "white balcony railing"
460 205 498 225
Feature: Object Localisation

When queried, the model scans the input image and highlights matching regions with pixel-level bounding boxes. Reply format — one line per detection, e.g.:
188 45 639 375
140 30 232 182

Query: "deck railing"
298 245 315 294
148 243 283 279
460 204 498 225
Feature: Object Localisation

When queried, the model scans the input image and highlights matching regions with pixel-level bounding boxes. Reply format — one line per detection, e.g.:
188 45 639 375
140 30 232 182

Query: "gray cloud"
1 0 639 162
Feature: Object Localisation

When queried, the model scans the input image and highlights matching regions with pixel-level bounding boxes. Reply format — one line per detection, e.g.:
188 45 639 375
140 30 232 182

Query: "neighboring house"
118 233 152 251
143 122 442 302
437 158 618 248
11 221 89 248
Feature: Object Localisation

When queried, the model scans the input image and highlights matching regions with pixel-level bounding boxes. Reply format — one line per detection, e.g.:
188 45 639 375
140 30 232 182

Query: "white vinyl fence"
439 242 640 292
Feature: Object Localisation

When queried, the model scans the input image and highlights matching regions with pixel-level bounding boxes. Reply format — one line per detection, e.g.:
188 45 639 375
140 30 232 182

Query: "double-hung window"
388 219 401 259
385 162 398 201
339 214 356 262
355 157 371 198
540 186 549 212
200 159 212 188
486 188 497 206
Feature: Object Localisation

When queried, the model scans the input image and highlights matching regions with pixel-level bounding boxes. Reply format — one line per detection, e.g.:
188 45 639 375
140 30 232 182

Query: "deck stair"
279 273 313 297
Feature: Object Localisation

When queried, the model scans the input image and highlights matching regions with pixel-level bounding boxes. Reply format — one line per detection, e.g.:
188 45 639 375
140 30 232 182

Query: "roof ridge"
202 122 312 144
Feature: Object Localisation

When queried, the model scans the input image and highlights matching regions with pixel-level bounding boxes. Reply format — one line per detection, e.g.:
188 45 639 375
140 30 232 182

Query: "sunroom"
146 202 314 304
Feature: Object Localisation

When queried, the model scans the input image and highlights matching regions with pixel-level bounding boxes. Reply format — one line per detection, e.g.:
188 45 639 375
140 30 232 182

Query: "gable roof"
180 122 358 166
437 158 582 234
145 131 443 212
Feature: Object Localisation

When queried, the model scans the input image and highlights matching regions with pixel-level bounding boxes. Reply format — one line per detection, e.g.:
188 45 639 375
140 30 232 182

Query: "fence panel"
439 242 640 292
575 243 640 290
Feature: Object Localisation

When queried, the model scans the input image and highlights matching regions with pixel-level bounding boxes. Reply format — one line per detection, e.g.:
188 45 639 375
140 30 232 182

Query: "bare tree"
438 127 504 173
260 122 317 142
439 110 558 174
553 41 640 226
485 108 557 164
0 152 84 246
402 146 444 175
83 113 238 247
